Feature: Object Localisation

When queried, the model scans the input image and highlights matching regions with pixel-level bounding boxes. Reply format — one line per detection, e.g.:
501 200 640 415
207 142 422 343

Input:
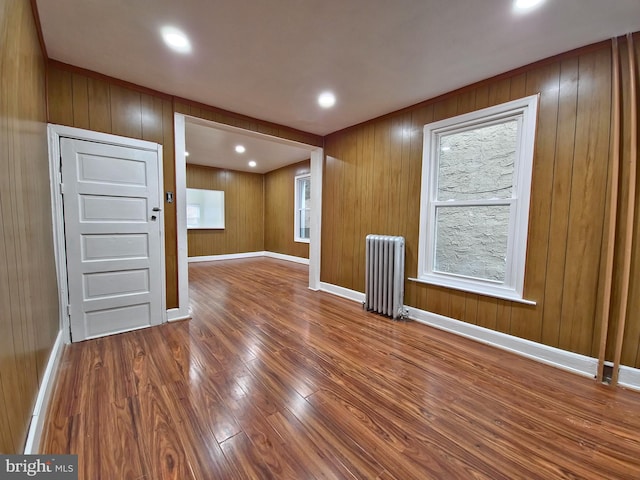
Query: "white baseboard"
167 307 191 323
619 365 640 392
319 282 365 303
189 251 310 265
406 306 598 379
188 251 265 263
317 281 611 381
264 251 309 265
24 330 65 453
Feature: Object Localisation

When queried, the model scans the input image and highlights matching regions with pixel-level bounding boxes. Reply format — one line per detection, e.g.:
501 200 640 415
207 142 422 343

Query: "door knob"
152 207 162 212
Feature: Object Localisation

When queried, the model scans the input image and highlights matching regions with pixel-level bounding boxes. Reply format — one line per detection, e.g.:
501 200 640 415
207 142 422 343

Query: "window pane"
303 178 311 205
437 120 518 201
298 208 310 239
298 176 311 209
434 205 510 282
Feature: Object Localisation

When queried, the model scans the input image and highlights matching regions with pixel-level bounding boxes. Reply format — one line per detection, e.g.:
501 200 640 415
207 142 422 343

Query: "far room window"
414 95 539 303
295 174 311 243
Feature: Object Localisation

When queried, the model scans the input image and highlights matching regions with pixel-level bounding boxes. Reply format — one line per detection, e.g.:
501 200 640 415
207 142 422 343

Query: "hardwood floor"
42 258 640 479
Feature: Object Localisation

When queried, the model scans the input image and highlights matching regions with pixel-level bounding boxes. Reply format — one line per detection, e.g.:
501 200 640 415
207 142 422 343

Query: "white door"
61 138 165 341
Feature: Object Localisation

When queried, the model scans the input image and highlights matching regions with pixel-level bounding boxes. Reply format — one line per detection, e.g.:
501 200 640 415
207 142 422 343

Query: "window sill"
408 276 536 306
294 238 310 244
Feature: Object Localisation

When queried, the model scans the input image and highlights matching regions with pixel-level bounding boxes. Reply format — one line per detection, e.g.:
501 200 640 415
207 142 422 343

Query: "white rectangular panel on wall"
186 188 225 229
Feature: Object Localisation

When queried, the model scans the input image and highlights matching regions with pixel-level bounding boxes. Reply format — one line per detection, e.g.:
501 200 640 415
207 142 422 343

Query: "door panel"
61 138 164 341
81 234 149 261
84 304 151 338
80 196 148 221
83 270 150 299
77 153 147 185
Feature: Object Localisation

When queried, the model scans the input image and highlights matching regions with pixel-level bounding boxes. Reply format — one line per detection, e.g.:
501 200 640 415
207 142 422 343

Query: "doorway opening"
170 114 323 321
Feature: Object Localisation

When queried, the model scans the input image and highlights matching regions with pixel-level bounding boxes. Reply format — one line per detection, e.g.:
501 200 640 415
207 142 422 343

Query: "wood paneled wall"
186 164 264 256
322 40 634 363
46 61 179 308
46 63 323 308
0 0 60 452
265 160 311 258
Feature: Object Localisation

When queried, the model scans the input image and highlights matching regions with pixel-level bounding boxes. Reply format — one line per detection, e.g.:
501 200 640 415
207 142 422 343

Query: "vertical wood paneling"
359 124 376 288
541 57 579 348
559 48 611 356
71 73 89 129
351 122 365 291
323 40 620 361
322 136 344 284
264 160 310 259
161 99 178 308
186 164 264 257
110 85 142 138
488 77 512 105
409 105 433 318
463 294 479 325
340 129 358 288
47 64 179 308
141 94 163 143
401 111 420 308
86 77 111 133
46 66 73 125
456 89 476 115
372 118 391 238
388 115 403 237
0 0 59 452
509 63 560 343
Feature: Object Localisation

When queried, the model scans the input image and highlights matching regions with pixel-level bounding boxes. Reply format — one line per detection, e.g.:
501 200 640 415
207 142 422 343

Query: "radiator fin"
365 235 405 319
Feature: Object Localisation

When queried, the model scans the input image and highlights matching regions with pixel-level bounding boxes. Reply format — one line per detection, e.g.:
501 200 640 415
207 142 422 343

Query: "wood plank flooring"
42 258 640 479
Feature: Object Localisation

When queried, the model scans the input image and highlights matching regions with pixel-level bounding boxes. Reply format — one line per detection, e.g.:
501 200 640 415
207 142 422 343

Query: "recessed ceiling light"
513 0 544 12
248 161 257 168
235 145 246 154
161 26 191 54
184 151 190 157
318 91 336 108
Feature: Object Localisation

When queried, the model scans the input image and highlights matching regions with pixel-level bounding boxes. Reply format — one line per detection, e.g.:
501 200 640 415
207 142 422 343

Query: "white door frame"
48 124 167 343
172 114 323 321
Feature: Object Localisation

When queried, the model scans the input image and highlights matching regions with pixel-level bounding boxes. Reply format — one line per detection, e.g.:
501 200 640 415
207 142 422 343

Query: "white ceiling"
185 117 313 173
36 0 640 172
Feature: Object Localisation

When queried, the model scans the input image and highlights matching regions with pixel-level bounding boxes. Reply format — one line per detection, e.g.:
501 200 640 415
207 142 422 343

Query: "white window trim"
411 95 539 305
294 173 311 243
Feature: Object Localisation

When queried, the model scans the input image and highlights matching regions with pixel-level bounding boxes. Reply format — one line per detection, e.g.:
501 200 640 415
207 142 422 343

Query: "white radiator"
365 234 406 319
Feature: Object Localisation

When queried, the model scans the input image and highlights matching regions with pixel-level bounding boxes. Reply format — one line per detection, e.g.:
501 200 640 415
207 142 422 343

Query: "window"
295 174 311 242
414 95 538 303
